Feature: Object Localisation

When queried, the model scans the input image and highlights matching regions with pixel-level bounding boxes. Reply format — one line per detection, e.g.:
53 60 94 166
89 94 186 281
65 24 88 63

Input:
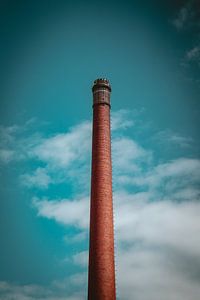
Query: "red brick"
88 79 116 300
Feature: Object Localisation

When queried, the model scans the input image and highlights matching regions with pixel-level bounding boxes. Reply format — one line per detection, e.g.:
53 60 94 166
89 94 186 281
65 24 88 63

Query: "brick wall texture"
88 80 116 300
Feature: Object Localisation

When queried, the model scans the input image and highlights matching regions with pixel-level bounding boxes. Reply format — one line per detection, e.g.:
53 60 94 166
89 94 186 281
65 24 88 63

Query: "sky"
0 0 200 299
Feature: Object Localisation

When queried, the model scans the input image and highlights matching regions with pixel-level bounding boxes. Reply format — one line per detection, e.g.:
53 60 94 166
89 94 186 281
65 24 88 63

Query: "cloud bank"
0 110 200 299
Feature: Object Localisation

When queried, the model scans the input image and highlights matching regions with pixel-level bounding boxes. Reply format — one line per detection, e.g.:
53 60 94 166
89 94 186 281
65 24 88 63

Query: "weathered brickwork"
88 79 116 300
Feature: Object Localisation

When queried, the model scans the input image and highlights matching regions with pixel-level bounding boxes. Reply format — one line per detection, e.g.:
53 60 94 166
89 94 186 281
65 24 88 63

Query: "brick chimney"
88 78 116 300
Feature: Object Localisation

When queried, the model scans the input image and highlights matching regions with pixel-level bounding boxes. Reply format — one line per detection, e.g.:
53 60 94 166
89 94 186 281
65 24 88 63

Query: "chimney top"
92 78 111 92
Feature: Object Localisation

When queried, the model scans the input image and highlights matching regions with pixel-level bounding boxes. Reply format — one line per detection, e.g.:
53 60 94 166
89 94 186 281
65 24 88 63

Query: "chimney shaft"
88 79 116 300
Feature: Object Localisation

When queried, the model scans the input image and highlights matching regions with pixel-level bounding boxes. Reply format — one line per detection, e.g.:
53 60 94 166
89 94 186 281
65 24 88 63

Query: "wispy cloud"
187 45 200 60
154 129 193 148
111 109 134 131
32 121 91 169
130 158 200 191
63 232 87 244
0 125 21 163
33 181 200 299
32 117 200 300
33 196 89 228
73 251 88 267
186 45 200 68
20 167 52 189
113 137 150 171
171 1 200 31
172 5 191 30
0 274 86 300
1 110 200 300
0 122 43 164
172 1 200 83
114 153 200 300
0 109 137 190
0 149 15 163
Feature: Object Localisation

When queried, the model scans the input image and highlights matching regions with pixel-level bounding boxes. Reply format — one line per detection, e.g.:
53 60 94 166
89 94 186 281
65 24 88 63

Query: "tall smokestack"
88 78 116 300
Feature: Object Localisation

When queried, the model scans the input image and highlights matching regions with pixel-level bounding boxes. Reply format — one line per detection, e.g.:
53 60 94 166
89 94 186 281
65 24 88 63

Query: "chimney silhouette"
88 78 116 299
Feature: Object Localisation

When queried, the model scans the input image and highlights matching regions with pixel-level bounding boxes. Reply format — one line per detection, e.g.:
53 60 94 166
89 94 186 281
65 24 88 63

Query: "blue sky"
0 0 200 299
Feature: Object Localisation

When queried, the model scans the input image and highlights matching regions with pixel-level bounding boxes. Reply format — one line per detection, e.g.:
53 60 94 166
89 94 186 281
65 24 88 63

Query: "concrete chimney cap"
92 78 111 92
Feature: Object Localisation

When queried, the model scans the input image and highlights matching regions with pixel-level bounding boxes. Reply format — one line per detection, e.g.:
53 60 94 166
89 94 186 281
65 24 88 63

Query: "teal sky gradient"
0 1 200 299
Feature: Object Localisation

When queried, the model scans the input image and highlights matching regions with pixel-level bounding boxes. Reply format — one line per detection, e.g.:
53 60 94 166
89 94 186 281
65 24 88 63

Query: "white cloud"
32 152 200 300
1 112 200 299
114 192 200 300
181 45 200 82
172 2 200 77
30 114 145 189
32 121 91 168
2 187 200 300
0 273 87 300
63 232 87 244
0 120 92 189
0 122 43 164
115 191 200 255
73 251 88 267
187 46 200 61
0 111 141 189
0 281 51 300
116 245 200 300
172 6 190 30
127 158 200 192
171 1 199 31
33 185 200 299
153 157 200 179
33 197 89 228
30 113 200 300
112 153 200 300
0 149 15 163
0 125 19 163
112 137 152 189
185 45 200 69
20 168 52 189
111 109 134 131
0 125 19 142
21 121 92 190
154 129 193 148
53 272 87 290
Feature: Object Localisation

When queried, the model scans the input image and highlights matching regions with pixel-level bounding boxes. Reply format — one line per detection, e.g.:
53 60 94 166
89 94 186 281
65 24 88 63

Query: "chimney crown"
92 78 111 92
